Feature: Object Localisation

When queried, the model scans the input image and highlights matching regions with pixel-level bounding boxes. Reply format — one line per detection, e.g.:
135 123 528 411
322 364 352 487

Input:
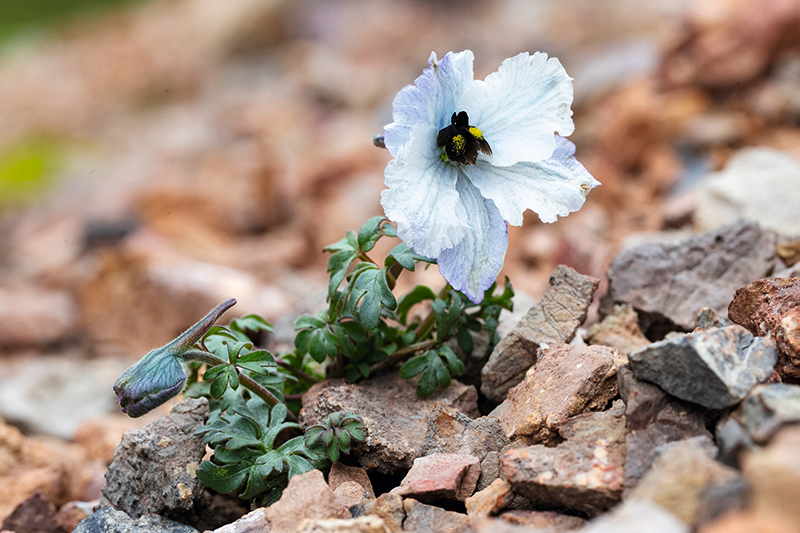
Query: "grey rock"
501 401 627 517
728 383 800 445
601 220 776 335
422 403 510 462
74 507 199 533
618 365 712 493
401 498 471 533
299 372 478 474
481 265 600 403
629 437 743 528
500 344 623 445
476 451 500 492
579 499 688 533
628 325 777 409
695 307 722 330
208 508 269 533
100 398 209 521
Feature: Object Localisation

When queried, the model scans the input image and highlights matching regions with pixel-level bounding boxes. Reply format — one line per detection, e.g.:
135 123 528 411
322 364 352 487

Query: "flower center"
437 111 492 165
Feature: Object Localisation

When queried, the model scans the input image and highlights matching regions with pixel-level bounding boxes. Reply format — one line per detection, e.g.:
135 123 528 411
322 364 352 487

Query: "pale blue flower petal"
460 52 575 167
381 123 469 258
384 50 475 157
463 136 600 225
437 175 508 304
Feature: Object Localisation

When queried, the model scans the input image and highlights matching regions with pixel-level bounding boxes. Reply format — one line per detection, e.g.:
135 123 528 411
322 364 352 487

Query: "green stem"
238 372 298 422
370 339 435 374
413 283 451 343
276 359 320 384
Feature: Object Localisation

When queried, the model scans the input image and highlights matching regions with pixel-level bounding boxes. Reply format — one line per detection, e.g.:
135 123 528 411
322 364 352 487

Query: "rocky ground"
1 0 800 531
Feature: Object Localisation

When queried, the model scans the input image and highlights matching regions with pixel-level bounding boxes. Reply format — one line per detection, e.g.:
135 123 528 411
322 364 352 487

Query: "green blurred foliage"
0 139 63 207
0 0 147 42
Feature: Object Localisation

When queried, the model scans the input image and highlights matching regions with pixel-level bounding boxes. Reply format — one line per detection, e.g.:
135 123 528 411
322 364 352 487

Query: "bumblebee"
436 111 492 165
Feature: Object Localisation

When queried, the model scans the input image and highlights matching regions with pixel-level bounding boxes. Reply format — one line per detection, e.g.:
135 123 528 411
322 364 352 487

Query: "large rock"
501 401 626 517
100 398 209 522
629 437 743 529
618 365 712 493
628 325 776 409
299 372 478 474
601 220 776 335
421 404 509 461
265 469 350 533
728 277 800 381
74 507 199 533
481 265 600 403
500 344 623 445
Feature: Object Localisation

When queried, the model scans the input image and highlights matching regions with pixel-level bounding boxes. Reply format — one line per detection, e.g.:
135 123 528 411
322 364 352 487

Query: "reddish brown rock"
729 277 800 381
300 372 478 474
500 344 623 445
365 493 404 533
334 482 373 518
618 365 712 493
422 404 510 462
501 401 627 517
500 510 585 530
54 501 96 533
265 470 350 533
1 489 65 533
329 463 375 499
465 479 513 518
391 453 481 503
481 265 600 403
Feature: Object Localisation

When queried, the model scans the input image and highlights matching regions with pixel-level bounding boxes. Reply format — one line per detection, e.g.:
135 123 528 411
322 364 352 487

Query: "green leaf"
196 461 249 494
227 366 240 390
230 314 274 335
399 351 433 379
357 216 388 253
385 243 433 272
326 248 359 297
294 314 326 331
439 345 465 377
203 364 227 381
346 265 397 330
327 441 340 462
209 375 229 399
396 285 437 324
308 326 339 363
456 326 474 356
416 358 438 398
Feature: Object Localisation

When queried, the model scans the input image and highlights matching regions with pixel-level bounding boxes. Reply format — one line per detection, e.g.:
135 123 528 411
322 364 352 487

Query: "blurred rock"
699 511 800 533
299 373 478 474
695 307 722 330
580 498 688 533
500 344 623 445
777 235 800 267
601 220 776 335
421 404 509 462
0 286 77 349
629 437 743 528
365 493 404 533
586 304 651 356
73 506 199 533
726 383 800 446
0 355 130 440
265 470 350 533
295 516 390 533
55 501 96 533
1 489 65 533
481 266 600 403
618 365 712 493
501 401 626 517
329 463 375 499
334 481 373 518
742 425 800 530
99 398 209 522
728 277 800 381
695 148 800 234
499 510 585 530
74 416 150 465
401 498 470 533
390 453 480 503
208 507 269 533
464 479 513 518
660 0 800 90
628 325 776 409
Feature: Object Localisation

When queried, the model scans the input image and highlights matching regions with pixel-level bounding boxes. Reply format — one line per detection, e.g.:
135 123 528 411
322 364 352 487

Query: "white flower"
381 50 600 303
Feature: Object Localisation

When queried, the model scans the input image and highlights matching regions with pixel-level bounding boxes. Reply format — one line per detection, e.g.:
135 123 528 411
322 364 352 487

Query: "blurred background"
0 0 799 514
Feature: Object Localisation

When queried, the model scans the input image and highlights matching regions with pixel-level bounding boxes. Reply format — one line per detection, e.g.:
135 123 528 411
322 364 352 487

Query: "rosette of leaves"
196 399 325 506
303 411 367 462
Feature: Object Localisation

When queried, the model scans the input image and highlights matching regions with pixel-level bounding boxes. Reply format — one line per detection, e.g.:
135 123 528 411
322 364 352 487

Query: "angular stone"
391 453 480 503
601 220 776 335
401 499 471 533
481 265 600 403
500 344 623 445
1 489 62 533
99 398 209 521
421 404 510 462
295 516 389 533
777 235 800 268
580 499 688 533
500 510 585 530
334 482 373 518
365 493 404 533
628 325 777 409
729 277 800 381
501 401 627 517
727 383 800 445
209 507 269 533
329 463 375 499
465 479 513 518
695 307 722 330
618 365 712 493
299 373 478 474
55 501 96 533
264 470 350 533
630 437 742 528
742 426 800 529
476 451 500 492
586 304 651 356
74 507 199 533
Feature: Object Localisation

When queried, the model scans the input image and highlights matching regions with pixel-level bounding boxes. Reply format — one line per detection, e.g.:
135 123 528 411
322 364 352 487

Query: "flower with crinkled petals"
381 50 600 303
